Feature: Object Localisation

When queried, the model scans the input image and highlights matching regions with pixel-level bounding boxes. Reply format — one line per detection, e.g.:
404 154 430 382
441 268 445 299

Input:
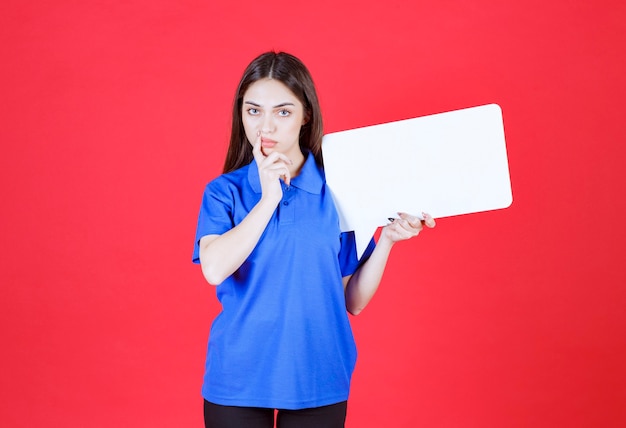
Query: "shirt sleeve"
192 180 235 264
338 231 376 277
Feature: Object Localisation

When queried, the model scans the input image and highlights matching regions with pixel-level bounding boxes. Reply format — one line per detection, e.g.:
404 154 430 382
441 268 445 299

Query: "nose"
261 113 275 135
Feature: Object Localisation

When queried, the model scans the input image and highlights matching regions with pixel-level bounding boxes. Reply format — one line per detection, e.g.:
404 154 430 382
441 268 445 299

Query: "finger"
262 150 293 167
265 160 291 186
387 222 415 240
265 162 292 185
252 131 264 164
395 219 422 237
398 212 423 231
422 212 436 228
260 151 292 186
283 168 291 186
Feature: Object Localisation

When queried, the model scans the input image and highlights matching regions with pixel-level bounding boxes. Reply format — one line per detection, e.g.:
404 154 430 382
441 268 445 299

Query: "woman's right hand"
252 131 292 205
199 133 293 286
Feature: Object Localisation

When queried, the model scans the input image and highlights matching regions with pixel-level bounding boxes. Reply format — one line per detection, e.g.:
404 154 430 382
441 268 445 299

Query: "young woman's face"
242 78 307 159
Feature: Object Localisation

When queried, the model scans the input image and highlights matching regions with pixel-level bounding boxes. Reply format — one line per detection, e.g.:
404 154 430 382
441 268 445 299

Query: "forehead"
243 78 301 105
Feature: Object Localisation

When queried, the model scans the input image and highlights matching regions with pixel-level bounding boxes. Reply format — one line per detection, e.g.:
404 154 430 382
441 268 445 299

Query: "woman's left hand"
345 212 436 315
381 212 436 244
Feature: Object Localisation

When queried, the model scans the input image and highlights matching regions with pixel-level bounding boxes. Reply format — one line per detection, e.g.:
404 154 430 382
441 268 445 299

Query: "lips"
261 138 277 148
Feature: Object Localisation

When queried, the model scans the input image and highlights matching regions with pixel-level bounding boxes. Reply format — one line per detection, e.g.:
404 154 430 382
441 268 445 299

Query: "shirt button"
283 201 289 206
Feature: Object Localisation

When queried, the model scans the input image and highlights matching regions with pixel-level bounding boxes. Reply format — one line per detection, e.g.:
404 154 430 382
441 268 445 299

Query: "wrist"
258 193 281 210
377 233 395 252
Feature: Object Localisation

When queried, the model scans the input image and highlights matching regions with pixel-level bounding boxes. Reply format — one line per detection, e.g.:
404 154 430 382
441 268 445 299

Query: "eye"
247 108 260 115
277 109 291 117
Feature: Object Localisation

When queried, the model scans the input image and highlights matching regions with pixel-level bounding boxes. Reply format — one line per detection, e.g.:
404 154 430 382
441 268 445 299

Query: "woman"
192 51 435 428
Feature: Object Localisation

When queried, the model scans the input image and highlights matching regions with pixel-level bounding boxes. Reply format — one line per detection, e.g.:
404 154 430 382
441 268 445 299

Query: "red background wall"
2 1 625 427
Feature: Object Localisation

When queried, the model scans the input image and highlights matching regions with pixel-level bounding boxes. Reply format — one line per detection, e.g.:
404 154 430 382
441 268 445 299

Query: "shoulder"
205 164 251 194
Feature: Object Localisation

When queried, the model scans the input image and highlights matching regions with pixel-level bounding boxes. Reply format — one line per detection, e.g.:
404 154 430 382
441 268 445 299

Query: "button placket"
278 185 296 224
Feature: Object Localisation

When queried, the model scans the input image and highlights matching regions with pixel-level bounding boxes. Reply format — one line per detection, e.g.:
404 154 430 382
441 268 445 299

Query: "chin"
261 147 276 156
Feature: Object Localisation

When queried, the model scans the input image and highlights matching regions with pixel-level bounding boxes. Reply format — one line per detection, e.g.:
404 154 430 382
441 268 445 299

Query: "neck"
288 150 306 177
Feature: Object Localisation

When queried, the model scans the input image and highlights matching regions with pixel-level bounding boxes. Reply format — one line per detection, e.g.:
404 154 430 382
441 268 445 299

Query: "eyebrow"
244 101 296 108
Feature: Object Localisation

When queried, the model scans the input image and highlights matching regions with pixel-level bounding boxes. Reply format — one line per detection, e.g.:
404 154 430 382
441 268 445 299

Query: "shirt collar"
248 151 324 195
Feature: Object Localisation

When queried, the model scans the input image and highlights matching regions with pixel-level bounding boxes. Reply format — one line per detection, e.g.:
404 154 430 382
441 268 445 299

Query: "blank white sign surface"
321 103 512 257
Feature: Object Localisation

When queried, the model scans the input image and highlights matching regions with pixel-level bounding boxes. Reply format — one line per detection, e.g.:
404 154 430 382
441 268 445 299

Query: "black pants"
204 400 347 428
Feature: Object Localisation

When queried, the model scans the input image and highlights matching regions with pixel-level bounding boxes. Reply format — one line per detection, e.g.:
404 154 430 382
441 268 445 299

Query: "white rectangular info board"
321 103 512 257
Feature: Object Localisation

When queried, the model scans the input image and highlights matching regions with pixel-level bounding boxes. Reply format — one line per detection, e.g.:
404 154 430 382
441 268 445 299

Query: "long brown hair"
222 51 324 173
